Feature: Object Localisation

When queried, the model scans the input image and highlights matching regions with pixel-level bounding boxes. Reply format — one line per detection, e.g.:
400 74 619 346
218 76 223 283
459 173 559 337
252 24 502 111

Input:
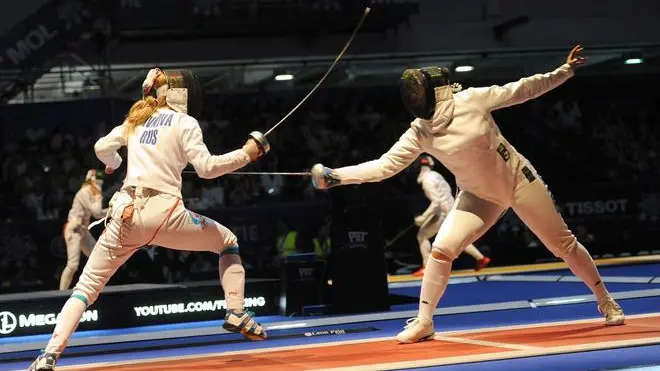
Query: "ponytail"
124 72 169 136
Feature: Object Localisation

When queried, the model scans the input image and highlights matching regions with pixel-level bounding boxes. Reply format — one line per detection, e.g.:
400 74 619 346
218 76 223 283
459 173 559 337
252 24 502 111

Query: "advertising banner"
0 279 279 338
0 0 113 71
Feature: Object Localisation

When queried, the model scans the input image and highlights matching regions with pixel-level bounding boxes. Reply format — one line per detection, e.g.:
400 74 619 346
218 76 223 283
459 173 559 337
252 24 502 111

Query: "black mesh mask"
399 66 450 120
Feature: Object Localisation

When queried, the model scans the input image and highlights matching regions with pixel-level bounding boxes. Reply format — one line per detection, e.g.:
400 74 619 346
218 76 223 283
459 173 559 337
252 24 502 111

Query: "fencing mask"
142 68 203 118
400 66 452 120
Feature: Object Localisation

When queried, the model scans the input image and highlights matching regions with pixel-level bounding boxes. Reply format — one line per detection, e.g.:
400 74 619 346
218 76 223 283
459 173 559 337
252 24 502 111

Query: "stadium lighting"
455 65 474 72
624 58 643 65
275 74 294 81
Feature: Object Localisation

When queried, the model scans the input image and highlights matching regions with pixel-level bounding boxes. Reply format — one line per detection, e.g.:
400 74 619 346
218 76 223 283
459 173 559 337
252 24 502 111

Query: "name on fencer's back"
139 113 174 145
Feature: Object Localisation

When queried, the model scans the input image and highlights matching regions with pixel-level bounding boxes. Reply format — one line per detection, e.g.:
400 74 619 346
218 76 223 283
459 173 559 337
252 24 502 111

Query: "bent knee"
547 234 578 259
219 244 240 257
430 246 456 262
207 229 239 254
223 232 239 251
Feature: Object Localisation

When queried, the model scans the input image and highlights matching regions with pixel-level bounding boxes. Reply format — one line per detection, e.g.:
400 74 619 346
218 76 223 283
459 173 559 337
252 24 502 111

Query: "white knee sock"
463 244 484 261
418 239 431 267
563 242 609 301
45 297 87 353
219 255 246 312
418 256 452 323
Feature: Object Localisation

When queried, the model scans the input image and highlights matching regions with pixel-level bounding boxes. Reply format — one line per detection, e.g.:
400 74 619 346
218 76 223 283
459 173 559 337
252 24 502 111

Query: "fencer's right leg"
30 195 138 370
397 192 506 344
151 204 266 340
59 228 82 291
218 247 266 340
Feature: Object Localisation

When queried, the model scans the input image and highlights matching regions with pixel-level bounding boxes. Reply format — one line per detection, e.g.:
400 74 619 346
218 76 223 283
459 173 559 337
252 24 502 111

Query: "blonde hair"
83 179 101 196
124 73 169 135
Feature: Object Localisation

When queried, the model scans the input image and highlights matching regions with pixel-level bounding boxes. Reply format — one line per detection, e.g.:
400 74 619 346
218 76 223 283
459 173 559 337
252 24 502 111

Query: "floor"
1 257 659 371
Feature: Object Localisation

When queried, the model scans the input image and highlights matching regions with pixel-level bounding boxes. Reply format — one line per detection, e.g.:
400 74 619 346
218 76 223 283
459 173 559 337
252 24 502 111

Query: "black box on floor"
328 184 390 314
279 253 328 315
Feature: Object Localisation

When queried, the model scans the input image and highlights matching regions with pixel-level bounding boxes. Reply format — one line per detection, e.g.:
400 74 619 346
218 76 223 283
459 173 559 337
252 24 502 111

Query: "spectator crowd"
1 74 659 292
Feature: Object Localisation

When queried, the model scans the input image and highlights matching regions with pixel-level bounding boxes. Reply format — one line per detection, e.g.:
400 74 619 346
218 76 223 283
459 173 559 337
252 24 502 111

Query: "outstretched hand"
311 163 342 190
566 45 586 69
243 138 263 162
243 131 269 162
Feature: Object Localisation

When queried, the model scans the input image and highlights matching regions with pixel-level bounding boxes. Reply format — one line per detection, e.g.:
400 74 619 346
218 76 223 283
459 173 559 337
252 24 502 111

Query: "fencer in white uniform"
60 169 108 290
28 69 271 371
414 155 490 276
311 45 624 343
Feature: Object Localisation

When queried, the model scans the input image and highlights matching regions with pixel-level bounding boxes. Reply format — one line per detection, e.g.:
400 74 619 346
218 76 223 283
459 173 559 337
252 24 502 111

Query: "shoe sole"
396 331 435 344
31 365 55 371
222 322 267 341
29 358 55 371
606 317 626 326
222 322 238 331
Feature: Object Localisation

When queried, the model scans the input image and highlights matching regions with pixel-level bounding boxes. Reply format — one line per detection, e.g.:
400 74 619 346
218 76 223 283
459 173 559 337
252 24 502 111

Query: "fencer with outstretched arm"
413 155 490 276
311 45 624 344
28 69 272 371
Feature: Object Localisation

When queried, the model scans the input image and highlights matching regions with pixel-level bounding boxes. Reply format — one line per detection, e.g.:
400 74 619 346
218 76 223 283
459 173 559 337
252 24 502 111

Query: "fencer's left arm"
471 64 574 111
94 124 127 170
335 126 424 184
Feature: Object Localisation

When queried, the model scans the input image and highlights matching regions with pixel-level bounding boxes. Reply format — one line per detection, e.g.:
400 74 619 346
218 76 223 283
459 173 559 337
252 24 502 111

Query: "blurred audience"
1 78 659 291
